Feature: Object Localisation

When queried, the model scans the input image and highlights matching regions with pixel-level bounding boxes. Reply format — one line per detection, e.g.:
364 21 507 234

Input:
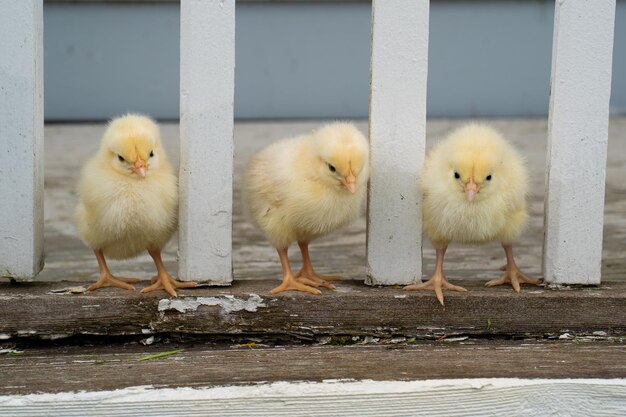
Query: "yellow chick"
75 114 196 297
405 123 541 304
245 122 369 295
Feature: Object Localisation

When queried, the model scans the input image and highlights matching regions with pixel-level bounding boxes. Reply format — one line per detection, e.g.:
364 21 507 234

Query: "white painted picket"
366 0 429 286
178 0 235 284
0 0 44 281
543 0 616 284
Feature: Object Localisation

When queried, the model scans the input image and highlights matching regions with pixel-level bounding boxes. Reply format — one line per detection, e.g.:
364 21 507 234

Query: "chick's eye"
328 163 336 173
149 151 154 158
118 155 125 162
454 172 460 179
486 175 492 181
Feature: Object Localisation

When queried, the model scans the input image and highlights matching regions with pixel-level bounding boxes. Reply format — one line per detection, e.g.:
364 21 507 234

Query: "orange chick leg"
270 247 321 295
141 249 197 298
88 249 140 292
403 246 467 306
293 241 337 290
485 244 543 292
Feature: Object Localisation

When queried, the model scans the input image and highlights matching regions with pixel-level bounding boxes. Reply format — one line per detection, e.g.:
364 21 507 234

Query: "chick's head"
443 124 511 203
311 122 369 194
100 114 163 178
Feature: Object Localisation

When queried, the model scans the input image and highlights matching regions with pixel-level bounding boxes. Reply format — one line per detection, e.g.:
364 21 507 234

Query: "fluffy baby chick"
405 123 541 304
245 122 369 295
75 114 196 297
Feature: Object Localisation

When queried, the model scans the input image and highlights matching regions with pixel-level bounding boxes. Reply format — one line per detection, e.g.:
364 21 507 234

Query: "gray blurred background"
44 0 625 121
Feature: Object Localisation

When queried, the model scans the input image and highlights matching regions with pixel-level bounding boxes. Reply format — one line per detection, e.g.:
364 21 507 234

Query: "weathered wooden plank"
0 0 44 280
543 0 616 284
178 0 235 284
1 341 625 396
2 379 626 417
366 1 429 285
1 280 625 340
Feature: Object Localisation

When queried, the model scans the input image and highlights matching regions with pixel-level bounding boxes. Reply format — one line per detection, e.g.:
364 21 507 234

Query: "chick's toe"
88 273 139 292
294 275 335 290
486 244 543 292
141 273 197 298
485 267 542 293
271 274 322 295
404 273 467 306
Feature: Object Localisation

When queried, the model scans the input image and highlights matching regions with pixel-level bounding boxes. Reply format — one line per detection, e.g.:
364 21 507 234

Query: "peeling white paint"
140 336 155 346
0 379 624 417
0 348 23 354
40 334 71 340
158 294 266 315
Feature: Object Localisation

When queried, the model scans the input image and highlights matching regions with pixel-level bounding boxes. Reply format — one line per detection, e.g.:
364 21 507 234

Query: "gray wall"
43 1 626 120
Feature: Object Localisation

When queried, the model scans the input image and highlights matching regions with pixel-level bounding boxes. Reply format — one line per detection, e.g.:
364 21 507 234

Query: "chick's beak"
132 159 147 177
465 180 478 202
343 171 357 194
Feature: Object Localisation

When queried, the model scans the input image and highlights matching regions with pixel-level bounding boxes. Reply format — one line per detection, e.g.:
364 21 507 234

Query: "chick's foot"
89 249 140 291
141 273 197 298
484 266 542 293
142 249 197 297
271 273 321 295
487 244 543 292
295 269 338 290
294 241 340 290
88 274 140 292
403 273 467 306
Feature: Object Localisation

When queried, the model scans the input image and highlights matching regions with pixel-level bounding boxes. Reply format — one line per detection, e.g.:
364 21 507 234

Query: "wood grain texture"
3 382 626 417
1 280 625 340
1 340 625 396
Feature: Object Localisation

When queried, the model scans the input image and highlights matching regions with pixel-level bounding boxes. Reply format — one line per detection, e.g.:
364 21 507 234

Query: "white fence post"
0 0 44 281
366 1 429 286
178 0 235 284
543 0 616 285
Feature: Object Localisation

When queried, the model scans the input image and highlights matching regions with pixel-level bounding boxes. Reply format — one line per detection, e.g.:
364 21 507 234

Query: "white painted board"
178 0 235 284
1 379 625 417
366 1 429 285
0 0 44 280
543 0 616 285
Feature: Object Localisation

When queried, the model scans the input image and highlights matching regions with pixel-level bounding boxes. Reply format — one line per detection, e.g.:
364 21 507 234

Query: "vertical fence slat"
366 1 429 286
179 0 235 284
543 0 616 285
0 0 44 281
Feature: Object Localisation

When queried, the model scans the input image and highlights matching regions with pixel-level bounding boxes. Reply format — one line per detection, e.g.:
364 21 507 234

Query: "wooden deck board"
2 340 625 395
1 280 625 340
